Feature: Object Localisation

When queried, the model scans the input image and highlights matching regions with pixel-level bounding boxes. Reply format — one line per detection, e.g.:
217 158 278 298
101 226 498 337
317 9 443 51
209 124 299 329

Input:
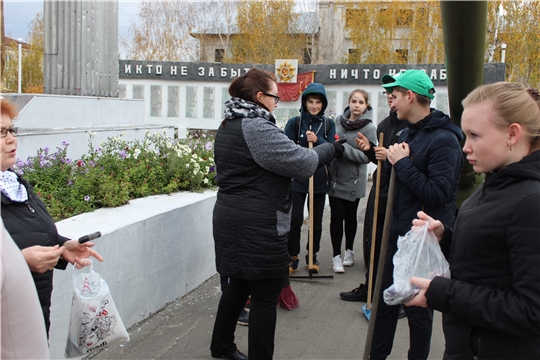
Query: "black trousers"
210 276 283 360
329 196 360 257
287 191 326 256
370 244 434 360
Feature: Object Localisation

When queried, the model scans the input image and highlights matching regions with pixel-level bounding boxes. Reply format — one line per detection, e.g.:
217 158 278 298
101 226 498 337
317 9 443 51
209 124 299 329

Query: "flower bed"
13 131 216 221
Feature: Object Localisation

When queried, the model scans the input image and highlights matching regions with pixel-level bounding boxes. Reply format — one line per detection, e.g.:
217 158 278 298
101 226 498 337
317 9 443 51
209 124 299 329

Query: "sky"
3 0 142 42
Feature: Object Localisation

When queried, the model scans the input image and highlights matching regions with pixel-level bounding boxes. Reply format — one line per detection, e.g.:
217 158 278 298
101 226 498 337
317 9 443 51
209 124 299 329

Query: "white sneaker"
343 249 355 267
332 255 345 273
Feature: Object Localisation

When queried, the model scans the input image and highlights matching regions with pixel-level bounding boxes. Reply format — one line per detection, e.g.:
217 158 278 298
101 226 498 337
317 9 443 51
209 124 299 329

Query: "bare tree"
120 0 237 62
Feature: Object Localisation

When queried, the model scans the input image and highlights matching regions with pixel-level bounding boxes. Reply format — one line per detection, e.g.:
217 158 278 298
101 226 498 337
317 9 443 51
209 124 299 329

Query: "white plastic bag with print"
65 260 129 358
383 221 450 305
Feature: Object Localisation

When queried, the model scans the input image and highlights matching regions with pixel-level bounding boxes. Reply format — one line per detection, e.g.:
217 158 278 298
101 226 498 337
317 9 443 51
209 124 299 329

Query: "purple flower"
205 141 213 151
118 150 127 159
209 166 215 173
62 140 69 146
44 147 49 154
67 180 73 186
84 195 90 202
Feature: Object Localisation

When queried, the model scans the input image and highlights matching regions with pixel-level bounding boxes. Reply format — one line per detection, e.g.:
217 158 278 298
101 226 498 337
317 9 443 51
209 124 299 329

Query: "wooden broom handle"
367 133 384 310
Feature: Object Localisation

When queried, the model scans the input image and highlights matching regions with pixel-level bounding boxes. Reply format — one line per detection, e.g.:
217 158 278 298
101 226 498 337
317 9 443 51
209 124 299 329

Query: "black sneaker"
305 254 319 273
237 308 249 326
339 283 368 302
288 256 299 275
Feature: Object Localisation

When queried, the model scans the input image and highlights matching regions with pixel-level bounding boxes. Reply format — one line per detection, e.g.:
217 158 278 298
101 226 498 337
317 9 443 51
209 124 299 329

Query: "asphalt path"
87 183 445 360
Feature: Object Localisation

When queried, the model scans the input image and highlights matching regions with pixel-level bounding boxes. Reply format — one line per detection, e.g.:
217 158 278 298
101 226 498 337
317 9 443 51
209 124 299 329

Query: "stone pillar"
43 0 118 97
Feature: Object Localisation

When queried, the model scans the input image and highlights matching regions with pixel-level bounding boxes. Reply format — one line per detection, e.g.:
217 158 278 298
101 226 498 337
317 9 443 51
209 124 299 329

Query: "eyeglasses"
263 92 280 104
0 127 18 138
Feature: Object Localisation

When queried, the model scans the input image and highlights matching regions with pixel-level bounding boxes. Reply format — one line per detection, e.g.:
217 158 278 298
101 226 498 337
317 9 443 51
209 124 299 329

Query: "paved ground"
88 183 445 360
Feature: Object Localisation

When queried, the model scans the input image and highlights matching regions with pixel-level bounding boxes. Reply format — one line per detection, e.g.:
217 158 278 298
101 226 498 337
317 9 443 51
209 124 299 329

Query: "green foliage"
13 131 217 221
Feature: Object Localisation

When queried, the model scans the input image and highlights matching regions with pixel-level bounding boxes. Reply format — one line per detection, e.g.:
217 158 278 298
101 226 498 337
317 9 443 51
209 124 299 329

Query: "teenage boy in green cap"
369 69 463 360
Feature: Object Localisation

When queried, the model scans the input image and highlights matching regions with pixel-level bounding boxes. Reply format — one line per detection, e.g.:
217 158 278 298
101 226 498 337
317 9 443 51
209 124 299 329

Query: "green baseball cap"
381 69 436 99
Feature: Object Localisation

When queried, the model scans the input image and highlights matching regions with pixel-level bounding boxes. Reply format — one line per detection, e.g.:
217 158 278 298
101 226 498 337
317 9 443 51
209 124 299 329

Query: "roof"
3 36 31 50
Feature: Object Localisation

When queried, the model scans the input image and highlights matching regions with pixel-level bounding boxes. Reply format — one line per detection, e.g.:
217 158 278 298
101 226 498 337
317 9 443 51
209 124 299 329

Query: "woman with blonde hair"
407 82 540 359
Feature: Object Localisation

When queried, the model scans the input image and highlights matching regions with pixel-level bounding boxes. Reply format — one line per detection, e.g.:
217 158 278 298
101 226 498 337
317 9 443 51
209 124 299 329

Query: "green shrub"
14 131 216 221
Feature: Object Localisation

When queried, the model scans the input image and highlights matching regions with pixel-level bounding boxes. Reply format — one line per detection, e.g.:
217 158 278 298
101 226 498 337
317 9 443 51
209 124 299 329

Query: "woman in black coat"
1 99 103 335
407 82 540 359
210 68 342 360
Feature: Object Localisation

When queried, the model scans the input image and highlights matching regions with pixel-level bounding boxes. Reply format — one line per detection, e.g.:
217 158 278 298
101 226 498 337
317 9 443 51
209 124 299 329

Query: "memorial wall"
118 61 505 130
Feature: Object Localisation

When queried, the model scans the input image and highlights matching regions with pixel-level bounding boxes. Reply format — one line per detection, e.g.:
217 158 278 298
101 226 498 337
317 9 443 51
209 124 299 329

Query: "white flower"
186 163 190 168
203 178 209 184
193 168 200 175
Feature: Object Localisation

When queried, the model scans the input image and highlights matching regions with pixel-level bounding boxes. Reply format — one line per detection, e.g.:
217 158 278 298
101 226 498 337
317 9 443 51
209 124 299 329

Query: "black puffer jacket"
427 150 540 360
213 98 335 280
1 172 69 334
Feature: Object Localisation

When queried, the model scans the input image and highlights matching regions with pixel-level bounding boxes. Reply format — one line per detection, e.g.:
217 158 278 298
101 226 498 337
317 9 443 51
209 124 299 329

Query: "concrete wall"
48 190 217 359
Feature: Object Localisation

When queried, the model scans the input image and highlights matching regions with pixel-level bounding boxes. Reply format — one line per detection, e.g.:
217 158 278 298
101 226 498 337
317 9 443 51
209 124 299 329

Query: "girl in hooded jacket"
407 82 540 360
328 89 377 273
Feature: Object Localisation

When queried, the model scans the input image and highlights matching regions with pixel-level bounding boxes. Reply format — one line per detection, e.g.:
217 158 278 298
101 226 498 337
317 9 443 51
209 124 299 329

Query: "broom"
278 276 299 310
362 133 384 321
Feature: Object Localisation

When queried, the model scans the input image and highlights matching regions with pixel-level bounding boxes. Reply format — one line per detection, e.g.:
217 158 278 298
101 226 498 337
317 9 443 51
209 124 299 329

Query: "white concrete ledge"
49 190 218 359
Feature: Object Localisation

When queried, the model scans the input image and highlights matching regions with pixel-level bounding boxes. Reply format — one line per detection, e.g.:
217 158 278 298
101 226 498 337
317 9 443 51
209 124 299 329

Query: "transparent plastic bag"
383 221 450 305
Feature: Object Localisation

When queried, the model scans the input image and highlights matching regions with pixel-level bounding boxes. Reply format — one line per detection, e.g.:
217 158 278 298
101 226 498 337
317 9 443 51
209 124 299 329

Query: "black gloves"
332 139 347 158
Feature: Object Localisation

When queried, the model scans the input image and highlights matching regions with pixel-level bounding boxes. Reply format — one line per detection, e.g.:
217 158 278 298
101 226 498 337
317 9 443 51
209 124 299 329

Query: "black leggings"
287 192 326 256
210 276 283 360
329 196 360 257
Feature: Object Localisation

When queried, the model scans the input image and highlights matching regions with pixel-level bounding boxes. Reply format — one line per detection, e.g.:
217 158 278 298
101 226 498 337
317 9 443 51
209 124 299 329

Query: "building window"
215 49 224 63
303 48 312 64
396 49 409 63
345 8 367 27
397 9 413 26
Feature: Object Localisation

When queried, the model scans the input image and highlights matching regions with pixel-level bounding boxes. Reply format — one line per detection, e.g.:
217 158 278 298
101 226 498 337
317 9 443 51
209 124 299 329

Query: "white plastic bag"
65 261 129 358
383 221 450 305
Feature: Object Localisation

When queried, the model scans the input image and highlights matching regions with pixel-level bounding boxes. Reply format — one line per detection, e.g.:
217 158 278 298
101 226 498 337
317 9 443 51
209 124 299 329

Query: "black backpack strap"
295 115 301 143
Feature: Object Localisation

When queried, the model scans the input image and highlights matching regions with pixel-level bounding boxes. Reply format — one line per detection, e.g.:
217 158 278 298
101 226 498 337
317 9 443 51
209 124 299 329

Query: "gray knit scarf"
224 97 276 124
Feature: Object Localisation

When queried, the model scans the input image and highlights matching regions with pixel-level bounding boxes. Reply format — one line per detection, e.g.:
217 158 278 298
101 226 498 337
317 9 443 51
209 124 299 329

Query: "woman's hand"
306 130 317 143
413 211 445 241
62 240 104 269
404 277 431 308
21 245 65 273
355 132 371 151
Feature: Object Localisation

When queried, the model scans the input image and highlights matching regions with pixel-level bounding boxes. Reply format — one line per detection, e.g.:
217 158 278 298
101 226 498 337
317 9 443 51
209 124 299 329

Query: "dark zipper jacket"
427 150 540 360
284 83 336 194
1 171 69 334
389 109 464 246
